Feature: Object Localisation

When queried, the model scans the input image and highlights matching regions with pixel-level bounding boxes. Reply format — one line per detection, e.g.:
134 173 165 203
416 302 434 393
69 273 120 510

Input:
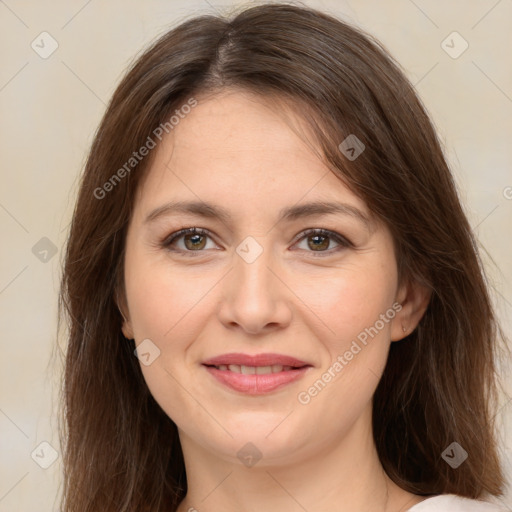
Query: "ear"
391 278 431 342
115 287 134 340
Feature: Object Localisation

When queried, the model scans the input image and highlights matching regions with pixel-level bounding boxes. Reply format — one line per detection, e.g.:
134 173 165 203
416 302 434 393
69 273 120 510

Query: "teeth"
214 364 295 374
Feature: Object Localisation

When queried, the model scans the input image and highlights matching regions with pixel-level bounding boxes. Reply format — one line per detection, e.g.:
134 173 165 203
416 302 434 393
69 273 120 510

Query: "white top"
407 494 511 511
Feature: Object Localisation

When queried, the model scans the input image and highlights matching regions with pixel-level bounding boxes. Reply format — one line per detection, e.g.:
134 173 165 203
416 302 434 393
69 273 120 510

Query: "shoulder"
407 494 511 512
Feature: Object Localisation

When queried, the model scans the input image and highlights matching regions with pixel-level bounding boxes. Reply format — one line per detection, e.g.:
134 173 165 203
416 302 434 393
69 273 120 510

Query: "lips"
202 352 312 395
203 352 310 368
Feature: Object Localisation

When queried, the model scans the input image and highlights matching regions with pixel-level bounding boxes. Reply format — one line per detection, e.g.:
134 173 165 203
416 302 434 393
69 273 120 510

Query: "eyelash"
161 227 353 258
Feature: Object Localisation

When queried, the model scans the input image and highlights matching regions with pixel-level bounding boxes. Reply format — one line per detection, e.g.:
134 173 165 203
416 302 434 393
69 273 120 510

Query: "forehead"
133 89 371 224
166 89 324 168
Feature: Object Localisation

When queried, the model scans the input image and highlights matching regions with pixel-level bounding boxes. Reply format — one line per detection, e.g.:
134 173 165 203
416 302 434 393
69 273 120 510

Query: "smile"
210 364 296 374
202 352 313 394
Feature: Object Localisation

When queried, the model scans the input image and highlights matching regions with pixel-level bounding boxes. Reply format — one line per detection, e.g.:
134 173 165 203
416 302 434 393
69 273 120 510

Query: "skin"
120 88 431 512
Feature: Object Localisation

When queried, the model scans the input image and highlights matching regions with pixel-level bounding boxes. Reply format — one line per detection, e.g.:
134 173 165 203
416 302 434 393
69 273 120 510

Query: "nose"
217 240 293 335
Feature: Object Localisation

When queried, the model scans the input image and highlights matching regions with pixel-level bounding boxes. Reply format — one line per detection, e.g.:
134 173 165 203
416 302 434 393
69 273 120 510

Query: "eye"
162 227 218 256
162 227 352 257
293 228 352 257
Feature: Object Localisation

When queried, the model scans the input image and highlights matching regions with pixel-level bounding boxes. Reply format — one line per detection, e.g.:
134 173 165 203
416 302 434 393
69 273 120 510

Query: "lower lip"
203 365 310 394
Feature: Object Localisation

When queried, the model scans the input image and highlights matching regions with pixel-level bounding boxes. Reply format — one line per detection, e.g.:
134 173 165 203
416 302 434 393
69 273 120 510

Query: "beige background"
0 0 511 510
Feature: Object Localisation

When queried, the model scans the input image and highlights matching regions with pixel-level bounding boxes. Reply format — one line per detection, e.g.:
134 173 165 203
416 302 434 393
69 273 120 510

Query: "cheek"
125 245 398 353
293 269 397 427
294 263 397 346
123 252 219 424
124 248 215 343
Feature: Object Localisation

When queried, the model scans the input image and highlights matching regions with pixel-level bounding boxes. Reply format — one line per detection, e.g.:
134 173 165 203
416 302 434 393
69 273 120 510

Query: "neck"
175 406 424 512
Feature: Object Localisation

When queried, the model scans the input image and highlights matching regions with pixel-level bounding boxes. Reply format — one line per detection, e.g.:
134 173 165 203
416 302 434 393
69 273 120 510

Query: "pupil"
309 235 328 250
185 234 205 250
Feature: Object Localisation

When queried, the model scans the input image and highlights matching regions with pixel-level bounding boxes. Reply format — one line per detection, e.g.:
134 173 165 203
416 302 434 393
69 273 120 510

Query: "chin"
203 416 316 466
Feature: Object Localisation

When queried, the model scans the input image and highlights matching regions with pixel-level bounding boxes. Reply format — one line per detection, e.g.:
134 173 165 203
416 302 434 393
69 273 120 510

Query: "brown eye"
162 227 352 258
294 228 352 256
183 232 207 250
307 233 330 251
163 227 216 255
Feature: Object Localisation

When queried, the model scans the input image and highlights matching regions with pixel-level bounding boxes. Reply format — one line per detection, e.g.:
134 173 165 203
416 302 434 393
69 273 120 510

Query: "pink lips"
202 352 312 395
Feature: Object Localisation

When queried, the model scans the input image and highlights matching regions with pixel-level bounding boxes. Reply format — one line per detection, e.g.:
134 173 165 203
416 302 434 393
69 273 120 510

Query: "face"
120 89 425 466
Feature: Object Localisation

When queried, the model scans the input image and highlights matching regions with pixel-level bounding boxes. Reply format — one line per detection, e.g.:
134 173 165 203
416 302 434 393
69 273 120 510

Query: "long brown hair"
57 3 508 510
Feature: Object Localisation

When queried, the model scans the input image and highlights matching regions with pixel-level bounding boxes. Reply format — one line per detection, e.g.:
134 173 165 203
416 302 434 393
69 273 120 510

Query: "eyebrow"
144 200 373 230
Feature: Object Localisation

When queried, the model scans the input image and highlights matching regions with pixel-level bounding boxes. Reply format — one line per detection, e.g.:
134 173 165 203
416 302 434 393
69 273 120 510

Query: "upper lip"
203 353 311 368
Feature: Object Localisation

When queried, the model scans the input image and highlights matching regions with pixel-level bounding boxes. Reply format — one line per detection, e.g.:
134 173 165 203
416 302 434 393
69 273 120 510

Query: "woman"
58 3 511 511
